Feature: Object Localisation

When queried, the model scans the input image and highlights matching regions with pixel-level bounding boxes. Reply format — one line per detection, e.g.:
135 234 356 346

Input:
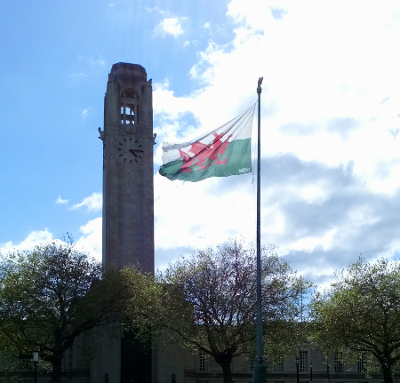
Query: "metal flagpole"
253 77 266 383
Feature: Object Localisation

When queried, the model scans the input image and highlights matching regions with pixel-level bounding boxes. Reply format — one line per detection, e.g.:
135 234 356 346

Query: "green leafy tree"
312 257 400 383
0 241 160 383
158 240 311 383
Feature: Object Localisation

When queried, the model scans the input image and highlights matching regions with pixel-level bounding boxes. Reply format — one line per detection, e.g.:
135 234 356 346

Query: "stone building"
0 342 383 383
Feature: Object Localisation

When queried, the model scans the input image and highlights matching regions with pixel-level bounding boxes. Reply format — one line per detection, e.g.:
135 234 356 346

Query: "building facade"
0 344 384 383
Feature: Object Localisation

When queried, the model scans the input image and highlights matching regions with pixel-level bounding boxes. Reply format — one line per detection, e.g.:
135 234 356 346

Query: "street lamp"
33 351 39 383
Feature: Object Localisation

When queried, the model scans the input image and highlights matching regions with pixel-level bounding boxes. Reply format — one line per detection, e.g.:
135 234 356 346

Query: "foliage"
118 266 166 343
264 274 313 361
0 241 160 383
157 239 312 383
312 257 400 383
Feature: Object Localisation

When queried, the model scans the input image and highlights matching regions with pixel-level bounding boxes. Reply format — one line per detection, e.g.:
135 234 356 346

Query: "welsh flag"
159 104 255 182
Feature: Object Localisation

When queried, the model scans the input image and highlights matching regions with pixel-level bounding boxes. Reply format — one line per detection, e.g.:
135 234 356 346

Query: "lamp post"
33 351 39 383
310 362 313 382
296 357 299 383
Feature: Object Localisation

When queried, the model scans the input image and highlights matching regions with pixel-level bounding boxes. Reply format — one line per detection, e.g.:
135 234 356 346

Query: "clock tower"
94 63 154 383
99 63 154 273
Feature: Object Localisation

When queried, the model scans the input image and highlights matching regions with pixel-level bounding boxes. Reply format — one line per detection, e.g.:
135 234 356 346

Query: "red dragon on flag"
179 132 233 173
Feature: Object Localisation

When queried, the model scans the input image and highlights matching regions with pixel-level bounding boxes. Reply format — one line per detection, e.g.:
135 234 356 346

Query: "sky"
1 0 400 290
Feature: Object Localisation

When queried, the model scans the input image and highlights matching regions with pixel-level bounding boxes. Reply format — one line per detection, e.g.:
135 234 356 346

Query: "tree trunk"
381 365 393 383
214 355 233 383
50 354 64 383
379 359 393 383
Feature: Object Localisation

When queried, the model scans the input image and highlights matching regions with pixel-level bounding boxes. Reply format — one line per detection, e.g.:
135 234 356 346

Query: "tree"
0 241 160 383
158 239 311 383
312 257 400 383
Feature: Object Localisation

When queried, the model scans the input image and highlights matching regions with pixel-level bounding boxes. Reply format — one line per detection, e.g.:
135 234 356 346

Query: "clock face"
117 137 144 164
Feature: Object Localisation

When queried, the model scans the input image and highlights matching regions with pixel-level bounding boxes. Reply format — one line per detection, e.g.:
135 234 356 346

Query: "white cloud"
81 108 89 118
153 80 197 119
56 195 69 204
90 59 106 66
288 228 337 253
154 172 257 255
154 17 185 38
154 0 400 192
76 217 102 262
70 193 102 212
70 72 86 79
0 223 102 263
151 0 400 284
145 6 167 15
202 21 211 30
0 230 54 252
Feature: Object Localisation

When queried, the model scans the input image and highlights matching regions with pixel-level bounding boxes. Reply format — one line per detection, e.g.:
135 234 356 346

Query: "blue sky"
1 0 400 289
0 0 229 242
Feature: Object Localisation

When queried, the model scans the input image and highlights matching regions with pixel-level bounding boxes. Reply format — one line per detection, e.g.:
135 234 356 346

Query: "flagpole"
254 77 266 383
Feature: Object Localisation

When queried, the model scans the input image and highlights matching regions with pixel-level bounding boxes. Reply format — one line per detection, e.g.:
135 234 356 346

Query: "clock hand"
129 149 144 157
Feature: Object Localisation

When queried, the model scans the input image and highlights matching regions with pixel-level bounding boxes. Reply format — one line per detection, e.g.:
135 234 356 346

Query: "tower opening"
121 88 140 126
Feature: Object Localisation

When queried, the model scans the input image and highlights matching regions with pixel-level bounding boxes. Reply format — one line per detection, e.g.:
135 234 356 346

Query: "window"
334 352 343 373
358 353 366 373
19 358 31 370
299 351 308 372
199 352 207 372
120 88 140 126
120 104 135 125
273 356 283 372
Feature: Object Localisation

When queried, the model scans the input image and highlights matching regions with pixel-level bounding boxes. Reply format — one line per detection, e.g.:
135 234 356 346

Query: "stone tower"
94 63 154 383
99 63 154 273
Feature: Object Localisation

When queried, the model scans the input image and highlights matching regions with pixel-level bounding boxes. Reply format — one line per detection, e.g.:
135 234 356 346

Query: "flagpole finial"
257 77 263 94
